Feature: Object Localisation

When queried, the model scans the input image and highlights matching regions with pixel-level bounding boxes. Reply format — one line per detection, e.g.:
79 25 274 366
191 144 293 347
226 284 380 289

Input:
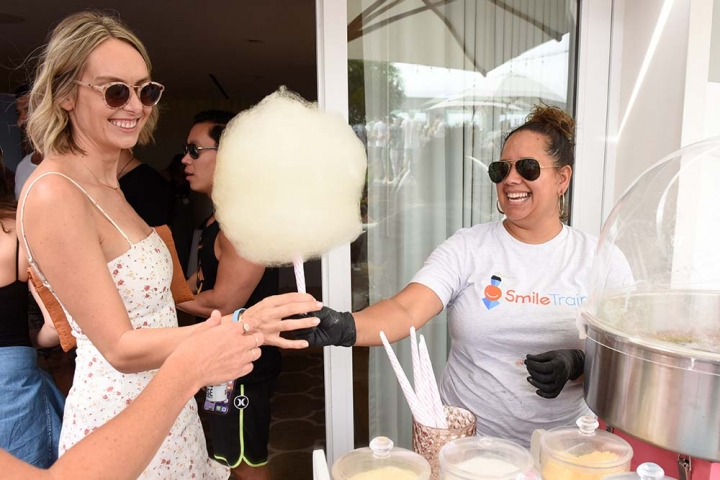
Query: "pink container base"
599 419 720 479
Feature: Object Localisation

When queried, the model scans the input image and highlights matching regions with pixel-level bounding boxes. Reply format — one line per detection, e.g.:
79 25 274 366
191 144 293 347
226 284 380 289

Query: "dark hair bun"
526 105 575 146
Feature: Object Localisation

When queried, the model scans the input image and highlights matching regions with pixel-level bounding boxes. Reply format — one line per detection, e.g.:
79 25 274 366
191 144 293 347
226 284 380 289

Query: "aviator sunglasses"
487 158 558 184
74 80 165 109
183 143 218 160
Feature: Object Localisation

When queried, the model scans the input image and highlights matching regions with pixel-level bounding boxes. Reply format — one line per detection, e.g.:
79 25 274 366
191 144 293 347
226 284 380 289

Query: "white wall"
605 0 720 211
709 0 720 82
705 0 720 136
608 0 690 203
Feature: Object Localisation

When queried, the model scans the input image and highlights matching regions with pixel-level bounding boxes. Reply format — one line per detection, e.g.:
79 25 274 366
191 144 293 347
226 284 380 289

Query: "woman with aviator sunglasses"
18 11 322 478
294 105 632 447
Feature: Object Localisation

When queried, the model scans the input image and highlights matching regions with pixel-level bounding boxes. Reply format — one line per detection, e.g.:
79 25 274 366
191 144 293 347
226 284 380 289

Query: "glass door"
346 0 581 449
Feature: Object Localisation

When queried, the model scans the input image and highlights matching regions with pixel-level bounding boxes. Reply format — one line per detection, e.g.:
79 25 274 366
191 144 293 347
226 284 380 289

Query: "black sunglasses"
487 158 558 183
74 80 165 109
183 143 218 160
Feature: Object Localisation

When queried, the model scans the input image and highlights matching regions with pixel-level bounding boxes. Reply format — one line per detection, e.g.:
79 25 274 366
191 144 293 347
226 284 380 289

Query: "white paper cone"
410 327 421 396
419 335 448 428
293 257 306 294
410 327 441 428
379 331 434 427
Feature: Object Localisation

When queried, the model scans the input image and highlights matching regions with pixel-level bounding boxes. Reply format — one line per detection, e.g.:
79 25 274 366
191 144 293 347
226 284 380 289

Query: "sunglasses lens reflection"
488 162 510 183
140 83 163 106
516 159 541 181
104 84 131 108
184 144 200 159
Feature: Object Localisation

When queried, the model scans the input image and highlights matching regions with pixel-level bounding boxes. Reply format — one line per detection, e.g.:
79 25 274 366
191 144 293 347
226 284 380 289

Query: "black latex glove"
525 349 585 399
293 307 357 347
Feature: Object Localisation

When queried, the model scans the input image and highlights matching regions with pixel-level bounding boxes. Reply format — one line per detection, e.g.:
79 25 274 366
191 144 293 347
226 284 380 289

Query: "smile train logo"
482 275 502 310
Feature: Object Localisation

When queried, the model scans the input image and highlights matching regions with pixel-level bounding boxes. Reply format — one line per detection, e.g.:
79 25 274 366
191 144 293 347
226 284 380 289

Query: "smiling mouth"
109 119 138 129
506 192 531 204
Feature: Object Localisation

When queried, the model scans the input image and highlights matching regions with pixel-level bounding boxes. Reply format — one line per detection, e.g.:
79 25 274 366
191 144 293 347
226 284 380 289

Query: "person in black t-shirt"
117 149 173 227
176 110 279 480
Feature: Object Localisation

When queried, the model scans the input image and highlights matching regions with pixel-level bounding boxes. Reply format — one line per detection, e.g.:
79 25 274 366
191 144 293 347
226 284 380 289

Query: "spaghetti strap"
14 238 19 281
19 171 132 286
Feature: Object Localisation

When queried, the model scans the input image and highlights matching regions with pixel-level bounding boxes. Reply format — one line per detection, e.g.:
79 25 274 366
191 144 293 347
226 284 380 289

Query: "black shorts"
208 378 276 468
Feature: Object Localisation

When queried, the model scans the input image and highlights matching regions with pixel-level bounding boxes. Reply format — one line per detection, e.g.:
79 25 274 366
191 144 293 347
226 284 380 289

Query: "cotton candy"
213 87 367 266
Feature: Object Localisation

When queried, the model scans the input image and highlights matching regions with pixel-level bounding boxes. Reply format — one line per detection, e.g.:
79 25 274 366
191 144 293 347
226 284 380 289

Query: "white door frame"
573 0 614 235
314 0 615 465
316 0 355 466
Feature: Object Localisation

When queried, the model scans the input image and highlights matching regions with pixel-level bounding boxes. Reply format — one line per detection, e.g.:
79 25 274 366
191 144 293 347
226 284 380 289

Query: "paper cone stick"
419 334 447 428
410 327 421 395
379 331 434 427
293 256 306 294
410 327 442 428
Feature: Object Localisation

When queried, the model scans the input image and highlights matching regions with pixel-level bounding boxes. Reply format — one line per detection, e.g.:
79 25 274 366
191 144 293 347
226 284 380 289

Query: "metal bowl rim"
582 311 720 364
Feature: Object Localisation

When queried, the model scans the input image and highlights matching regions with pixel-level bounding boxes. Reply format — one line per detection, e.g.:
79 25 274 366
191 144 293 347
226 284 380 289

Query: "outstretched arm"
296 282 444 347
1 311 260 479
354 283 443 345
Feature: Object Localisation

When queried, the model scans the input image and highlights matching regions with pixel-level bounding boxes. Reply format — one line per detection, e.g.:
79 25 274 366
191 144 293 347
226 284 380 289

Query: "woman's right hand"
173 310 263 389
228 292 323 349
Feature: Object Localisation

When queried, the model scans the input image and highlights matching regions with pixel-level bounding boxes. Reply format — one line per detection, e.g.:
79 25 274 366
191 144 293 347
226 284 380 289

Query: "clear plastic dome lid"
580 138 720 360
439 436 535 479
331 436 431 480
603 462 677 480
539 415 633 471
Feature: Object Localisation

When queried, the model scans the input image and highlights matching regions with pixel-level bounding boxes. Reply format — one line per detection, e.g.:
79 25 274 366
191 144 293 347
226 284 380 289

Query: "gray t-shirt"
411 221 629 446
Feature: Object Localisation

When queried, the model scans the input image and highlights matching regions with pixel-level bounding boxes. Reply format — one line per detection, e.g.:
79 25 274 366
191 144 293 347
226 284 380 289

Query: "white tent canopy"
348 0 575 75
428 72 565 110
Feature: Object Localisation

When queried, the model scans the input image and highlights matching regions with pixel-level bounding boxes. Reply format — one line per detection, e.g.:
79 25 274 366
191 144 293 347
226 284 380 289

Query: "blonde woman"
20 12 320 478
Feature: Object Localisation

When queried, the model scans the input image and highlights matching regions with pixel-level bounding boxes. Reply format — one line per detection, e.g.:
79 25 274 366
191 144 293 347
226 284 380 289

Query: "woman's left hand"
231 292 322 349
525 349 585 398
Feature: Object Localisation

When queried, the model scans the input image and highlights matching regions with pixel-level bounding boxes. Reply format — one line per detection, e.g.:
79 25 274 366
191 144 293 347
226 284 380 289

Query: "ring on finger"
250 333 260 348
233 308 251 333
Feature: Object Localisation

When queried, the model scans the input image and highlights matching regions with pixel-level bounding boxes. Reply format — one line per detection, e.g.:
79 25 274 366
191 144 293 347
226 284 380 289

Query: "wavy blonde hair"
26 11 159 156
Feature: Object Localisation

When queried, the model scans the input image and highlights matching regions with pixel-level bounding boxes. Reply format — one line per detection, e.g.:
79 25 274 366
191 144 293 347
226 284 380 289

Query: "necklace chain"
117 156 134 179
79 159 120 190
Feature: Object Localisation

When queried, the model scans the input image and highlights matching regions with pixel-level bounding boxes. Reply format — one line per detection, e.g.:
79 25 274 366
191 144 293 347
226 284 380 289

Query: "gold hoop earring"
559 193 566 218
496 199 505 215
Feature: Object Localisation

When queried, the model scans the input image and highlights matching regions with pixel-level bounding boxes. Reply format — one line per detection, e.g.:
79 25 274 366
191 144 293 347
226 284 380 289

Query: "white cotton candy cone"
213 87 367 266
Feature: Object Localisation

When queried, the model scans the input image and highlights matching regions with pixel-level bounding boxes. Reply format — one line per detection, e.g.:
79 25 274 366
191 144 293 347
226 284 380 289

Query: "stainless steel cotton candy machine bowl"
579 138 720 462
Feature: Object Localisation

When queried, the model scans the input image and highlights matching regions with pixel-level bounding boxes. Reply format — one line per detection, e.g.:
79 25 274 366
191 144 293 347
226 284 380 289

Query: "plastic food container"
331 436 431 480
438 436 537 479
534 415 633 480
604 462 677 479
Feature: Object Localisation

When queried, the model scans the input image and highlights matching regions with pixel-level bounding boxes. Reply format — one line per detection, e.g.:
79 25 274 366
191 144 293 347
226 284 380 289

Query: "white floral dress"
22 173 228 479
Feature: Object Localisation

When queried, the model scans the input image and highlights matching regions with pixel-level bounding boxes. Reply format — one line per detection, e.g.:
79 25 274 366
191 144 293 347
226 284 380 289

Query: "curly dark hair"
503 104 576 168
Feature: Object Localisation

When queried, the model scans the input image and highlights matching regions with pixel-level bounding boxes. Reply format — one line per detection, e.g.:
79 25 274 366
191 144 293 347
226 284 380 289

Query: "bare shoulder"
20 165 98 245
0 220 18 285
216 229 239 260
21 166 92 220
